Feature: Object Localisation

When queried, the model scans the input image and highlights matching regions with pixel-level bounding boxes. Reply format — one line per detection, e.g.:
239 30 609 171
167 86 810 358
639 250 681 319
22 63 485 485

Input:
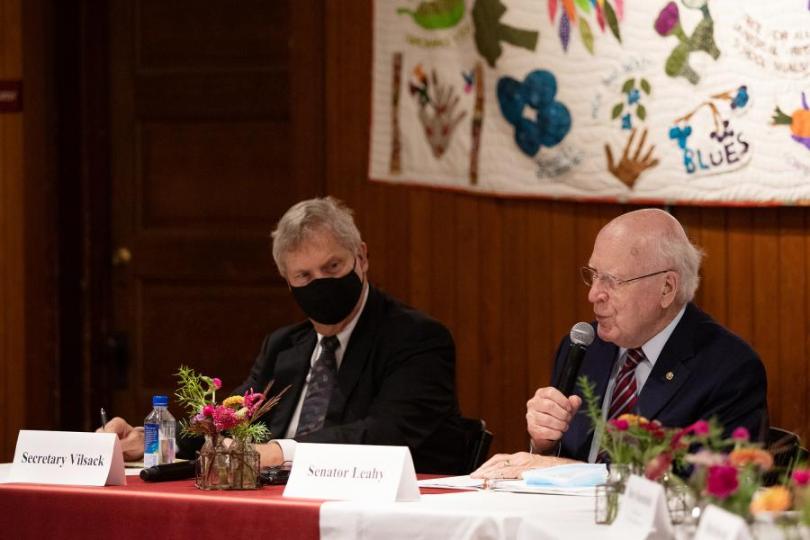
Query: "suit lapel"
333 285 383 409
638 304 697 419
268 330 316 437
566 338 619 456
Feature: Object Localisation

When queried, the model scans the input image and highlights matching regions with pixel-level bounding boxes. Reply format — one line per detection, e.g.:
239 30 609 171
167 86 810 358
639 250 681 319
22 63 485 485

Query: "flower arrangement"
175 365 287 443
683 421 773 519
174 366 289 490
580 375 686 476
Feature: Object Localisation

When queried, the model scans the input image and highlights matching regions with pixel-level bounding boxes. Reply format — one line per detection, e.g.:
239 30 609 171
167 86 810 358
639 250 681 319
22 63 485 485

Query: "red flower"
609 418 629 431
706 465 739 500
688 420 710 436
792 469 810 487
731 427 750 442
645 453 673 482
212 405 239 431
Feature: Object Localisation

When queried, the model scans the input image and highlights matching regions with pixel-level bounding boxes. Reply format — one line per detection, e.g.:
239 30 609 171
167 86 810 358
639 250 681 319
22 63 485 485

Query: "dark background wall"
0 0 806 462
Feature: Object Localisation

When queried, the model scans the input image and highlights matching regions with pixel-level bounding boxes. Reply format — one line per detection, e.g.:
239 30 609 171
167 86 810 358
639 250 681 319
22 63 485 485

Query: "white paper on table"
417 475 596 496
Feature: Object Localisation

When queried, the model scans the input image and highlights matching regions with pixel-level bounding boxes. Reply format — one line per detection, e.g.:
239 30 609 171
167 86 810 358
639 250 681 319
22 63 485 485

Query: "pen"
100 407 109 431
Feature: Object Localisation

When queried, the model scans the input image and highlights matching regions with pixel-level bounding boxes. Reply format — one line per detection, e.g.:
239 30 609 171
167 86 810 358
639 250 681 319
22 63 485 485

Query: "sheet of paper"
417 475 596 496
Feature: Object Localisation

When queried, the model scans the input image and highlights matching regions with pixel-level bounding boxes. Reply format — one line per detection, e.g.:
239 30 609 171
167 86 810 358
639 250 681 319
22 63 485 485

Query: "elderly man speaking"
474 208 767 478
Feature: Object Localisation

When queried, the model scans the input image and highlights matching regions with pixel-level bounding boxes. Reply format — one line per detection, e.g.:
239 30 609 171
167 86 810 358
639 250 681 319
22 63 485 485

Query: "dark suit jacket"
229 285 466 474
552 303 768 462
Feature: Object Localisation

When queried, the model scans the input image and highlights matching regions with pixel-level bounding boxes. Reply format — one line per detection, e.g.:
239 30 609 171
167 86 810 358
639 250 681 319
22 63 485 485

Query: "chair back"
764 426 803 486
460 417 493 474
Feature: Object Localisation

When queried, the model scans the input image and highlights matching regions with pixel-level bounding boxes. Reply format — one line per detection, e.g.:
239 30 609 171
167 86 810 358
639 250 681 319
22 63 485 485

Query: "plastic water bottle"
144 395 176 467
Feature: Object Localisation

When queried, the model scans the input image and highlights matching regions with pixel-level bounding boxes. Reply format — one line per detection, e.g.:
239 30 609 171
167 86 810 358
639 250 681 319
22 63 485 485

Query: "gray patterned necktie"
295 335 340 437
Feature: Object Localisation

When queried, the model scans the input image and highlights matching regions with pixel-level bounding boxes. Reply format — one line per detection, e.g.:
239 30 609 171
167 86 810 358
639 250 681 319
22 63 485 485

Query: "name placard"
610 475 674 540
283 443 419 502
9 430 126 487
694 505 753 540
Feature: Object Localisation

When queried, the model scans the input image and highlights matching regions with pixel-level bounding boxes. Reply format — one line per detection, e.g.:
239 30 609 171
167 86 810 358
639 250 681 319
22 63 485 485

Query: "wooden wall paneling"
752 209 781 432
289 0 324 205
22 0 57 432
726 209 754 339
429 191 457 329
323 0 370 208
454 195 481 418
359 184 388 288
549 203 578 342
778 209 806 441
501 201 529 451
380 186 412 300
572 204 615 323
0 0 24 461
478 200 505 453
408 190 431 311
697 209 728 321
525 201 554 394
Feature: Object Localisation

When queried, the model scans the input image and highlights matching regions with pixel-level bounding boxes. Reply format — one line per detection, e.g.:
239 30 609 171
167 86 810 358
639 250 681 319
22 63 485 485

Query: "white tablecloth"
320 491 598 540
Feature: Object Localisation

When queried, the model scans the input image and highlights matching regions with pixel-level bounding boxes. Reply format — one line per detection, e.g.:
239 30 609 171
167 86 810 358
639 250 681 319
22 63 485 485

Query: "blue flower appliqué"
497 70 572 157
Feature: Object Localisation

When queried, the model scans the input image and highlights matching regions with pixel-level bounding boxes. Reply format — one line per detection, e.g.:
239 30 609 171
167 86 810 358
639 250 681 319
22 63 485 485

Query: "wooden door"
107 0 324 422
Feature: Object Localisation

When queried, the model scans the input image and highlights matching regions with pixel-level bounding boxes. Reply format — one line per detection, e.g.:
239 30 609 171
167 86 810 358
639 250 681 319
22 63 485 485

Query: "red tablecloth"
0 474 454 540
0 476 322 540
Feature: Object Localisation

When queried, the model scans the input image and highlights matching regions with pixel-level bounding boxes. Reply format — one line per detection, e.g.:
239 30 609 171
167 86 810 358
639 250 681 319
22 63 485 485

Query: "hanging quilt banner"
369 0 810 205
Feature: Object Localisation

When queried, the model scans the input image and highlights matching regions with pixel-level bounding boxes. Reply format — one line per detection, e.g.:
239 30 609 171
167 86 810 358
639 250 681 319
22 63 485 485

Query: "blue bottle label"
144 423 159 455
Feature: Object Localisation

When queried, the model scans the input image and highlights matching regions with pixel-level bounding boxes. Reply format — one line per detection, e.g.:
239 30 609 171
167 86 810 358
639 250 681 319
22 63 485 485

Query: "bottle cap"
152 395 169 407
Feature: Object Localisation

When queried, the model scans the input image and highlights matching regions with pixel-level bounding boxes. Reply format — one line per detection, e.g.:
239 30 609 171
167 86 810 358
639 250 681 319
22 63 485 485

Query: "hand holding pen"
95 409 145 461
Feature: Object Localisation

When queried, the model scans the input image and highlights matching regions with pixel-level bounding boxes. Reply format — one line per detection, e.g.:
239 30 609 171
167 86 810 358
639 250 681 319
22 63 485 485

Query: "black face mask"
289 260 363 325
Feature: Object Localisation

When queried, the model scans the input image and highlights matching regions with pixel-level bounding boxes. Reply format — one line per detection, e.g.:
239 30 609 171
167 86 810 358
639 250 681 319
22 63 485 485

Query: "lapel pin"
665 371 674 381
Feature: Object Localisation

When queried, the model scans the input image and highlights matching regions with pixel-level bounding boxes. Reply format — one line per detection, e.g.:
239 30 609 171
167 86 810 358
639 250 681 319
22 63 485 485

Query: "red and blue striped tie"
608 348 644 420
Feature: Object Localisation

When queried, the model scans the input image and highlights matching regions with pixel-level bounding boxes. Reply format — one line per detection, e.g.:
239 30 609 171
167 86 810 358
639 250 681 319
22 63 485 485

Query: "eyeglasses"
580 266 671 290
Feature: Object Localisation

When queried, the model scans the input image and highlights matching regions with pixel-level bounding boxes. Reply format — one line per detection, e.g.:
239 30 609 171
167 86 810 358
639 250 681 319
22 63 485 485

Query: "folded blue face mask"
522 463 608 487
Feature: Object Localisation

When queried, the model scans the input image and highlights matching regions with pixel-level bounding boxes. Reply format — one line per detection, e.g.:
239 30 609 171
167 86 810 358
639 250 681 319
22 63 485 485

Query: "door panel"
108 0 322 422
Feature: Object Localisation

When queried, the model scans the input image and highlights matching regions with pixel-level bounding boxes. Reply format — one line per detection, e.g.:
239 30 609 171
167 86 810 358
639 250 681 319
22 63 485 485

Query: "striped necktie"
608 347 644 420
295 335 340 437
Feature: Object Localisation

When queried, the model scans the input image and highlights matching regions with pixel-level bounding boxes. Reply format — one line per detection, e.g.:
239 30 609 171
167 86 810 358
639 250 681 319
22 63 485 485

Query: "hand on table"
471 452 579 480
526 386 582 454
254 441 284 468
97 417 144 461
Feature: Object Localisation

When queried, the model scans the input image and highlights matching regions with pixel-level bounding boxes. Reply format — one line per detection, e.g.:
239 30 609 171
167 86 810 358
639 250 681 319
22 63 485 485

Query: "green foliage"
636 104 647 121
640 78 651 95
621 78 635 94
579 18 594 54
611 103 624 120
175 365 217 416
603 1 621 43
574 0 591 14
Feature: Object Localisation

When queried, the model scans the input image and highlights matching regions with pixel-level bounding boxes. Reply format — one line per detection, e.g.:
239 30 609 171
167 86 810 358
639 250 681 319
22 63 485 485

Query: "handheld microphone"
555 322 595 396
140 459 197 482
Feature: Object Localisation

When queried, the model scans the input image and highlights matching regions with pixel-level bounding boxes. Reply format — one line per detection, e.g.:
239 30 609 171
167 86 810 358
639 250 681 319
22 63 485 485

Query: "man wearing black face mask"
221 196 466 473
100 197 467 474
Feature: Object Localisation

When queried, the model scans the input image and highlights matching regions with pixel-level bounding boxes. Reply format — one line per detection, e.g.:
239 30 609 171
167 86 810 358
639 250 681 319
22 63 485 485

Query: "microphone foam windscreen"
570 322 595 347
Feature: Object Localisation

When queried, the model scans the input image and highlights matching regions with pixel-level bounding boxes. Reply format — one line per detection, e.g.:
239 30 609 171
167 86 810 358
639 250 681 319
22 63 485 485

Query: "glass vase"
195 434 230 490
595 463 638 525
228 437 261 490
662 472 696 526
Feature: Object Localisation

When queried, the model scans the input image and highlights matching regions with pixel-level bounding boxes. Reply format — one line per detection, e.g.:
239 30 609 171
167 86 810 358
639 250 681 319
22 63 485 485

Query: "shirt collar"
618 304 687 367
